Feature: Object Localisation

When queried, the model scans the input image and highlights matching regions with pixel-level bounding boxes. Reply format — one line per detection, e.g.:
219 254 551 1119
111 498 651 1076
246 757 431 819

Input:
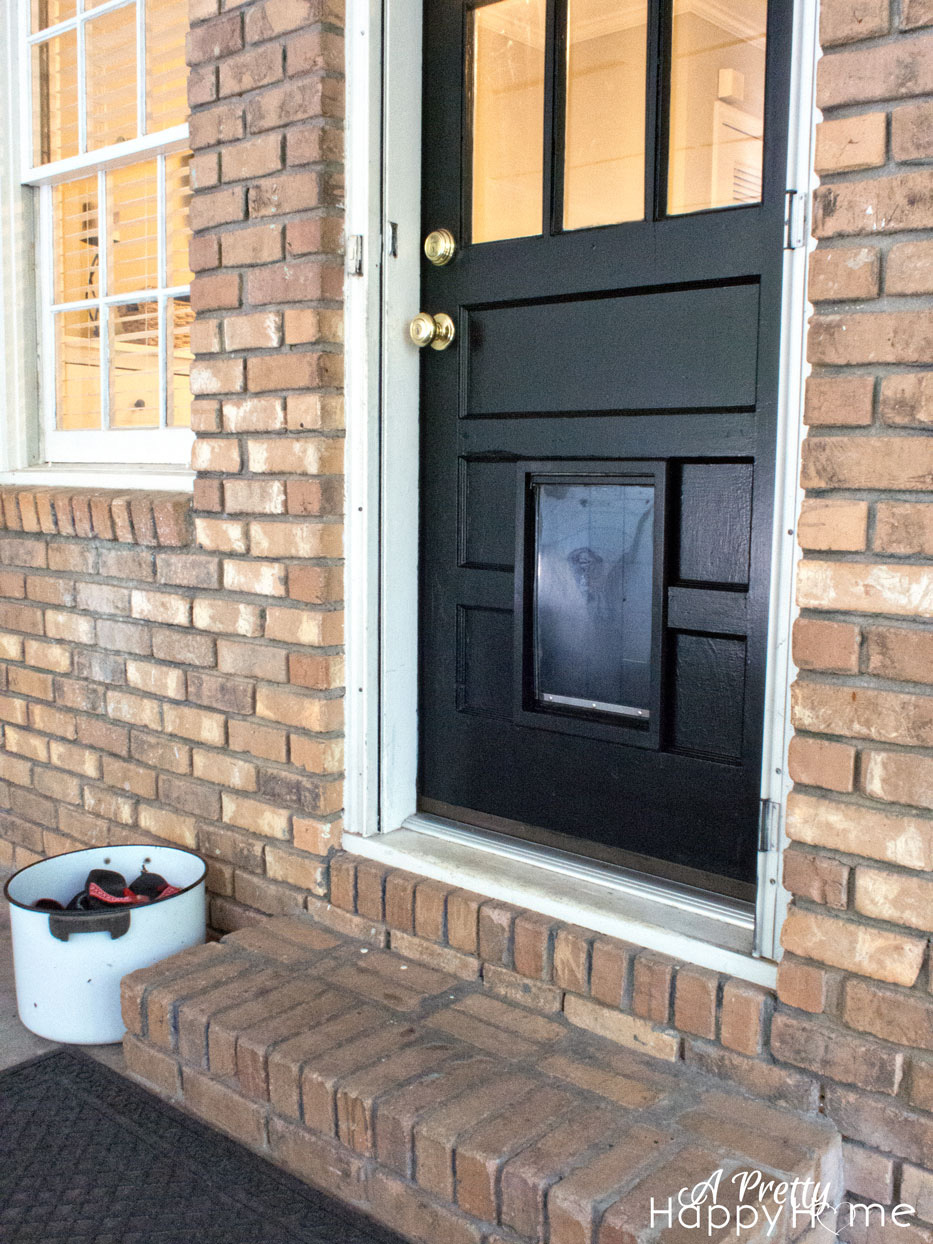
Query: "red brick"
772 1011 903 1095
245 78 342 135
123 1035 182 1098
815 113 887 176
262 1000 381 1111
190 358 245 395
796 559 933 617
845 1145 894 1205
824 1084 933 1169
246 352 342 395
781 907 926 986
286 29 343 76
455 1084 577 1221
478 901 521 968
229 718 287 762
798 498 868 551
820 35 933 109
893 99 933 163
553 927 592 995
186 11 242 63
809 247 880 302
367 1170 483 1244
820 0 890 46
497 1102 617 1238
218 44 283 98
631 952 674 1024
412 1075 538 1202
881 374 933 427
904 0 933 28
854 864 933 931
220 223 283 267
776 958 831 1014
547 1124 674 1244
673 966 719 1039
182 1068 268 1149
867 626 933 684
788 736 856 793
783 848 850 908
874 502 933 556
792 680 933 746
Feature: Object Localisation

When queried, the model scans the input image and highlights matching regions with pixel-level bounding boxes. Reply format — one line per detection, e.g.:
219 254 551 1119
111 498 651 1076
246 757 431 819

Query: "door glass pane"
534 481 654 719
563 0 647 231
86 4 138 151
471 0 546 244
667 0 767 216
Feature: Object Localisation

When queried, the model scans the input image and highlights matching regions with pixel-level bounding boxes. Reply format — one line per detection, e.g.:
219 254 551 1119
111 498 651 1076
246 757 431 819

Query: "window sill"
0 465 194 492
344 818 779 988
0 478 193 546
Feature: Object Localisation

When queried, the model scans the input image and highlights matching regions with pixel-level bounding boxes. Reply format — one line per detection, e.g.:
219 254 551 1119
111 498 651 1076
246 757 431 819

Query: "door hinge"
758 799 781 852
784 190 808 250
346 234 364 277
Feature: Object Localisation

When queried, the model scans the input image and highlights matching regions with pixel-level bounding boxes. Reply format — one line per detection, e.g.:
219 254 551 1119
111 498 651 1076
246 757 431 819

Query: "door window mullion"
647 0 669 223
543 0 563 234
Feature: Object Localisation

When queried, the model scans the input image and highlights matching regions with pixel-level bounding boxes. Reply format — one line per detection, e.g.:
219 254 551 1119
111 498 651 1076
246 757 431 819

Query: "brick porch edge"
122 914 840 1244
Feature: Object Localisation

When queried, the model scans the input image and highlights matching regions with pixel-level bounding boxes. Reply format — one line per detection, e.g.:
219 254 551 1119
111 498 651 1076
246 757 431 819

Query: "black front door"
418 0 791 893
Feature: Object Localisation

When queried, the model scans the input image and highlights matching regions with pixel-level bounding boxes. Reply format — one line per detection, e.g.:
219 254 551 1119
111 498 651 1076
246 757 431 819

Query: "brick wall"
777 0 933 1218
0 0 347 934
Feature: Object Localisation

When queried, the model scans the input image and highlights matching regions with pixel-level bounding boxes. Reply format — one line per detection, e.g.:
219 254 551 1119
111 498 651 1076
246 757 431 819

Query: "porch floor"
119 912 841 1244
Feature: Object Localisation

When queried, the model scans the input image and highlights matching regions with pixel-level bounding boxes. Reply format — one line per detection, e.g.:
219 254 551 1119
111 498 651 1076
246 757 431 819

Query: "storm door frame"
342 0 821 975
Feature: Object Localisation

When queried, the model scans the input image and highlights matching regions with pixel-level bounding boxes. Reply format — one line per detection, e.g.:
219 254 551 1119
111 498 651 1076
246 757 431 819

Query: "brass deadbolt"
409 312 456 350
424 228 456 266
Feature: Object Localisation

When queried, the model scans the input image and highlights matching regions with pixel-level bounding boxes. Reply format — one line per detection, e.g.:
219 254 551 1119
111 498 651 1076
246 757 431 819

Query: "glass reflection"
667 0 767 216
534 481 654 719
563 0 647 231
471 0 546 244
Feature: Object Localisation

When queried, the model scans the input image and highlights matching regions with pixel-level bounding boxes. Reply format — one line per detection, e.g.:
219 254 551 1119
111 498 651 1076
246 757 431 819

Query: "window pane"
667 0 767 216
168 298 194 428
563 0 647 231
534 481 654 719
86 4 138 151
471 0 545 245
110 302 160 427
146 0 189 132
53 177 99 306
56 310 101 430
166 152 193 287
108 160 158 296
32 31 79 166
31 0 76 33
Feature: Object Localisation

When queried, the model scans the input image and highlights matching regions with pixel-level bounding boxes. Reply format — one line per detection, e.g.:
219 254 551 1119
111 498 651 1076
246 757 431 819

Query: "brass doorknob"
409 312 456 350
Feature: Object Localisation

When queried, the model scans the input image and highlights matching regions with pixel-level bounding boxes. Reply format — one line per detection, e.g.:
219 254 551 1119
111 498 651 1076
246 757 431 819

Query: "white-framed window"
21 0 194 466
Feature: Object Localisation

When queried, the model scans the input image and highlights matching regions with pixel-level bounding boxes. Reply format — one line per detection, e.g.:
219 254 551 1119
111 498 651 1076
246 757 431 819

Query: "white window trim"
343 0 820 988
5 0 195 472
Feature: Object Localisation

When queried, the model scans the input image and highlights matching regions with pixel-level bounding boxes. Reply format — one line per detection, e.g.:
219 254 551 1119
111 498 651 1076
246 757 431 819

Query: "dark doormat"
0 1049 410 1244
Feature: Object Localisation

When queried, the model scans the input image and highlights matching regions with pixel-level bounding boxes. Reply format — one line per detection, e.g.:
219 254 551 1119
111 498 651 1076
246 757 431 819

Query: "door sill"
342 814 778 988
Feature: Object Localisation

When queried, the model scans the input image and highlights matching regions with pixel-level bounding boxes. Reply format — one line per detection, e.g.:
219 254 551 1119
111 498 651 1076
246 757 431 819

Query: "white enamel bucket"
4 844 206 1044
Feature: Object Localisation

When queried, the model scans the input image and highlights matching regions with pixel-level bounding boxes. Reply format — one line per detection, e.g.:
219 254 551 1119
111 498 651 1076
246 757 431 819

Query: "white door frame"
343 0 820 971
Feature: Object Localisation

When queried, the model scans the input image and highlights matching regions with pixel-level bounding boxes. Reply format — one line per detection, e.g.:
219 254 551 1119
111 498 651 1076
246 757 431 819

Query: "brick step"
121 915 841 1244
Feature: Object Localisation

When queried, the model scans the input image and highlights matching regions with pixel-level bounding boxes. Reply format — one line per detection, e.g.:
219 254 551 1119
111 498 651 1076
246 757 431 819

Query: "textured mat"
0 1049 409 1244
